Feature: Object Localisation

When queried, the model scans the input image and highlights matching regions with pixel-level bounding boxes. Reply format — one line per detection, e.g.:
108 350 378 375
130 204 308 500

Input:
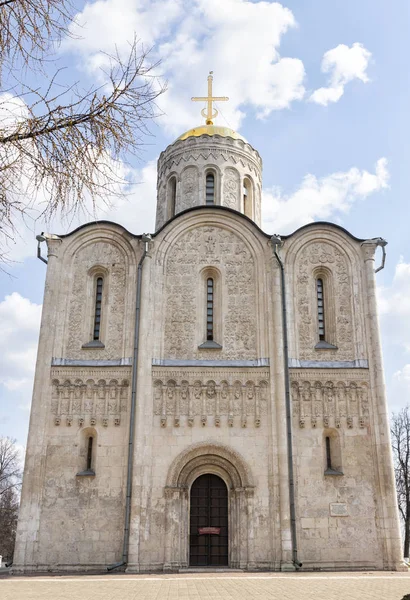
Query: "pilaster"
361 239 404 570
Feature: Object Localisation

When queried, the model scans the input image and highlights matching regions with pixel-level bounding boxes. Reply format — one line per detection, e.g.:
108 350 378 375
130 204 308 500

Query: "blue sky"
1 0 410 449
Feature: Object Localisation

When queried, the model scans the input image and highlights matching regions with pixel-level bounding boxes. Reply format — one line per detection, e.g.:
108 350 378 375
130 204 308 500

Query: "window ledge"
82 340 105 349
315 341 338 350
198 341 223 350
324 468 344 476
76 469 95 477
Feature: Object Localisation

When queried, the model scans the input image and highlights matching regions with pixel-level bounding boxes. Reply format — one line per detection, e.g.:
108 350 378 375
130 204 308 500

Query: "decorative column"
163 486 182 571
270 256 294 570
361 239 404 570
230 489 238 568
245 487 256 570
234 487 247 569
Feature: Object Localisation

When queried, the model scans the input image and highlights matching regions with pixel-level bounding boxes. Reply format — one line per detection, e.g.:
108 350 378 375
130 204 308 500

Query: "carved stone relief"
50 375 129 427
67 241 127 359
164 225 257 359
155 184 166 230
223 167 240 210
152 371 269 428
290 372 370 429
255 184 262 227
296 241 355 360
158 146 262 183
178 166 199 213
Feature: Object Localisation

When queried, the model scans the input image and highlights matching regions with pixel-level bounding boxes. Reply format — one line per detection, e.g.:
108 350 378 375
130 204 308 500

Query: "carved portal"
164 442 255 570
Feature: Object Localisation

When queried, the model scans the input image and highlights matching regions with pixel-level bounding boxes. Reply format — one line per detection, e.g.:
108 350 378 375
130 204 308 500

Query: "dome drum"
155 132 263 230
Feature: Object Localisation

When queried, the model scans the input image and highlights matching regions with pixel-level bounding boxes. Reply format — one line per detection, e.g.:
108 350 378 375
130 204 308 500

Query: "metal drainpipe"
108 234 151 571
271 235 302 570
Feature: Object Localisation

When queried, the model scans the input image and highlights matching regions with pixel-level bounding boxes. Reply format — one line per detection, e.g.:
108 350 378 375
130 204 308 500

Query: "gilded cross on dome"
192 72 229 125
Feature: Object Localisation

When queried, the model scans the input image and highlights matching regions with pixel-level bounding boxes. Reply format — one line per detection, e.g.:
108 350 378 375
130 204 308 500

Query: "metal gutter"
108 234 151 571
271 235 302 570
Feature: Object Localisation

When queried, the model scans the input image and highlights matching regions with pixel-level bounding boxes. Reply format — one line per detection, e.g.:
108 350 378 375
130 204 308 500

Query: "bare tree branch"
0 0 76 74
0 0 166 261
391 406 410 558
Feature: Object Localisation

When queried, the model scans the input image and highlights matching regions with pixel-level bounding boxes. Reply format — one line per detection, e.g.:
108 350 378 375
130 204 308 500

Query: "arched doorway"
189 474 228 566
164 442 255 570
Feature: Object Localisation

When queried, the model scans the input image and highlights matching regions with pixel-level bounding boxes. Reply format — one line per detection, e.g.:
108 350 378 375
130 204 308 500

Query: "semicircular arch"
166 441 254 490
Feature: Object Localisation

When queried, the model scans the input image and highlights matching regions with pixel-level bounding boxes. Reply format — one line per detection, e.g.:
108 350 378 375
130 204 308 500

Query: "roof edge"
49 211 367 244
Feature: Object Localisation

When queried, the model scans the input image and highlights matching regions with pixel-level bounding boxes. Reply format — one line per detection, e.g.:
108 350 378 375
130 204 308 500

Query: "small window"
206 278 214 340
169 177 177 218
206 173 215 205
77 431 96 477
198 269 222 350
325 436 332 470
86 436 93 470
317 278 325 341
93 277 103 341
324 431 343 476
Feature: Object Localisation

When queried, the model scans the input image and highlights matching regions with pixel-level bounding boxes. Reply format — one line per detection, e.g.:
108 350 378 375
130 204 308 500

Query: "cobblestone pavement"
2 572 410 600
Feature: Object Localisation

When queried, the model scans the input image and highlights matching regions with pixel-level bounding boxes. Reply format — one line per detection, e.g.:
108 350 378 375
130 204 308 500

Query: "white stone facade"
14 130 403 573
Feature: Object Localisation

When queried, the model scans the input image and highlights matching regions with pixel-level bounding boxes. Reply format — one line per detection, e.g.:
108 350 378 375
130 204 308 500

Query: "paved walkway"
2 572 410 600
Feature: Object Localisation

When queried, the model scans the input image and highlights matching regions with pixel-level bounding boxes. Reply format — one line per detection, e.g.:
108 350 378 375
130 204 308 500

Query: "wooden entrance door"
189 474 228 566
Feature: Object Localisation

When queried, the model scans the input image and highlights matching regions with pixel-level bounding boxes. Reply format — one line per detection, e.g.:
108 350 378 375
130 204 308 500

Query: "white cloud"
0 293 42 392
65 0 306 134
262 157 389 233
6 158 158 262
1 86 158 262
310 42 372 106
377 258 410 412
378 258 410 352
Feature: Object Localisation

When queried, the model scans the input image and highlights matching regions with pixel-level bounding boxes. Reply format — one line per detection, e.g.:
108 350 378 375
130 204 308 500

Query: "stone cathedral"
15 75 403 573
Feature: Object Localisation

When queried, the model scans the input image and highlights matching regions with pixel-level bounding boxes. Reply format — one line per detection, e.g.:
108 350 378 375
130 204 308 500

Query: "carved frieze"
164 225 257 359
152 371 269 427
296 241 356 360
290 372 370 429
50 374 129 427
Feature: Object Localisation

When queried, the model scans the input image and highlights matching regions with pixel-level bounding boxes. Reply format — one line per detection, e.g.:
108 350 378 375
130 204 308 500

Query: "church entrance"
189 474 228 567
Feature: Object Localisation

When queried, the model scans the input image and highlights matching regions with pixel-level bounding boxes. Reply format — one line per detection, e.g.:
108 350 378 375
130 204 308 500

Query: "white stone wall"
155 135 263 230
14 225 139 571
14 211 403 572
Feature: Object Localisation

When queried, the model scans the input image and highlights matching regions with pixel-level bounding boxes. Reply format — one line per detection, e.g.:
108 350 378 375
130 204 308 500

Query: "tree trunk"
404 505 410 559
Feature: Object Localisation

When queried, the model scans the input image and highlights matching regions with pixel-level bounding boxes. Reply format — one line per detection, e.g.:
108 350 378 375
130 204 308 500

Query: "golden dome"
177 124 247 143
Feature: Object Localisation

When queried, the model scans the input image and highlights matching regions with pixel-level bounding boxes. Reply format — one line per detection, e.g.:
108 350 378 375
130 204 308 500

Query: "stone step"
179 568 244 573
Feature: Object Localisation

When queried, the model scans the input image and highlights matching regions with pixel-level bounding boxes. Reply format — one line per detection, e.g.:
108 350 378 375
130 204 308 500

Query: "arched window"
206 173 215 205
77 429 96 476
168 176 177 218
316 278 325 341
324 430 343 476
243 178 253 219
198 269 222 350
93 277 103 341
206 278 214 340
314 271 337 350
86 436 93 471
